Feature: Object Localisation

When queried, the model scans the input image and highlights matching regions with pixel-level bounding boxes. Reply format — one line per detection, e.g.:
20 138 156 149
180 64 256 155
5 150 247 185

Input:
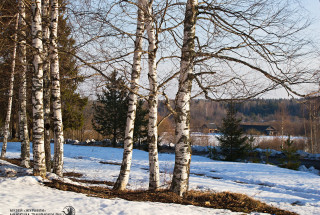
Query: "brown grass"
44 179 297 215
99 161 121 165
257 137 305 151
64 172 84 178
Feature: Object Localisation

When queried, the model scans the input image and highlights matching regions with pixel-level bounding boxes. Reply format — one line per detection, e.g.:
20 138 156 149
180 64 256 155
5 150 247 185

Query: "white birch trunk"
0 14 19 159
145 1 160 190
18 0 30 168
50 0 64 177
113 0 147 191
42 0 51 172
31 0 46 177
170 0 198 196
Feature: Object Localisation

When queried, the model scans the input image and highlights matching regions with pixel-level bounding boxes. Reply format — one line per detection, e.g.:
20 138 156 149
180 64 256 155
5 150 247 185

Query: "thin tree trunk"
31 0 46 177
19 0 30 168
145 0 160 191
170 0 198 196
113 0 147 191
313 102 318 153
50 0 64 177
42 0 51 172
310 102 313 153
1 14 19 159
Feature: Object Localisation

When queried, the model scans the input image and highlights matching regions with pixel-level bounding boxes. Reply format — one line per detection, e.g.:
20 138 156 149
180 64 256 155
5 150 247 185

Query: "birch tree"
31 0 46 177
145 0 160 190
0 13 19 159
113 0 147 191
168 0 312 196
170 0 198 196
42 0 52 172
50 0 64 177
18 0 30 168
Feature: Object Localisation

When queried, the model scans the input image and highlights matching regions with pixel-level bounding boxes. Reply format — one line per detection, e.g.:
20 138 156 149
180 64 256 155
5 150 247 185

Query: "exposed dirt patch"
208 176 222 180
68 178 114 186
44 179 297 215
64 172 84 178
99 161 121 166
191 173 205 176
258 183 274 187
73 156 84 159
234 180 249 185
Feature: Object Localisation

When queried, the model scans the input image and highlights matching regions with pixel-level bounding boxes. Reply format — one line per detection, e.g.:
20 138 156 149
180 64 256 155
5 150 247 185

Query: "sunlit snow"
0 142 319 215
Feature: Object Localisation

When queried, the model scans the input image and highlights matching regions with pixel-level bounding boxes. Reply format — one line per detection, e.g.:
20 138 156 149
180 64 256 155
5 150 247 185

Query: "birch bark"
31 0 46 177
145 0 160 190
0 14 19 159
50 0 64 177
113 0 147 191
170 0 198 196
42 0 51 172
19 0 30 168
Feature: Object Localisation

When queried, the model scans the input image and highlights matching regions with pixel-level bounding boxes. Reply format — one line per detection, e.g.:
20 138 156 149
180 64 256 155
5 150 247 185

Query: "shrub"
280 136 300 170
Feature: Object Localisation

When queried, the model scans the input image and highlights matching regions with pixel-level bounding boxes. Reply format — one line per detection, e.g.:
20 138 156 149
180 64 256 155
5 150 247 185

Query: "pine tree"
58 5 88 132
0 13 18 159
133 99 148 146
93 71 148 147
92 71 128 147
217 102 248 161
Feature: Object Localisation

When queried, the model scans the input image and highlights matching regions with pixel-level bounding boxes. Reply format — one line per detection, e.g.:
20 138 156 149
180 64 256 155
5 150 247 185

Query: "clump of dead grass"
44 179 297 215
257 137 305 151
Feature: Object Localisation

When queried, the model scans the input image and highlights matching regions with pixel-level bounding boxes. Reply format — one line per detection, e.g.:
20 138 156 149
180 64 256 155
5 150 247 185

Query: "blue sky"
303 0 320 37
259 0 320 99
79 0 320 100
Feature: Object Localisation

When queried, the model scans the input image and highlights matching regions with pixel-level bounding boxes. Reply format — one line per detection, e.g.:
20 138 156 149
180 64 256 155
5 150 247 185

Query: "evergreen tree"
58 1 88 131
0 0 87 134
92 71 128 146
92 71 148 147
0 0 18 135
134 99 148 147
217 102 248 161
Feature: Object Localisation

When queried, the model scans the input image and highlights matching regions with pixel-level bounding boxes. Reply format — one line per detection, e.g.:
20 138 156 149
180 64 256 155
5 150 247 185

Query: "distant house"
201 123 219 133
240 124 277 136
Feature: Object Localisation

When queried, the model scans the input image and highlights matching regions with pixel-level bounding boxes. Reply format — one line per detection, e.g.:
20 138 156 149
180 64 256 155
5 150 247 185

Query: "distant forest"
72 98 317 141
158 98 310 136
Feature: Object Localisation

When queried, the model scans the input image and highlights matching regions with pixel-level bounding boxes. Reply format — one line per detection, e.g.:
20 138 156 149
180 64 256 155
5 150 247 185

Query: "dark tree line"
0 0 87 137
157 98 312 136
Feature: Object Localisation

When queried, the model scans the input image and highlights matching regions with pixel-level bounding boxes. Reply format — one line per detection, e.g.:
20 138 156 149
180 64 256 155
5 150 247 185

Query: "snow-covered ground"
188 133 307 146
1 142 320 215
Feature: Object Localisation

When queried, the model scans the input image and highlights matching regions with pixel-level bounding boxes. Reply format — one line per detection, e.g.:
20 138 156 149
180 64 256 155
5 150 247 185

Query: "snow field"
1 142 320 215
